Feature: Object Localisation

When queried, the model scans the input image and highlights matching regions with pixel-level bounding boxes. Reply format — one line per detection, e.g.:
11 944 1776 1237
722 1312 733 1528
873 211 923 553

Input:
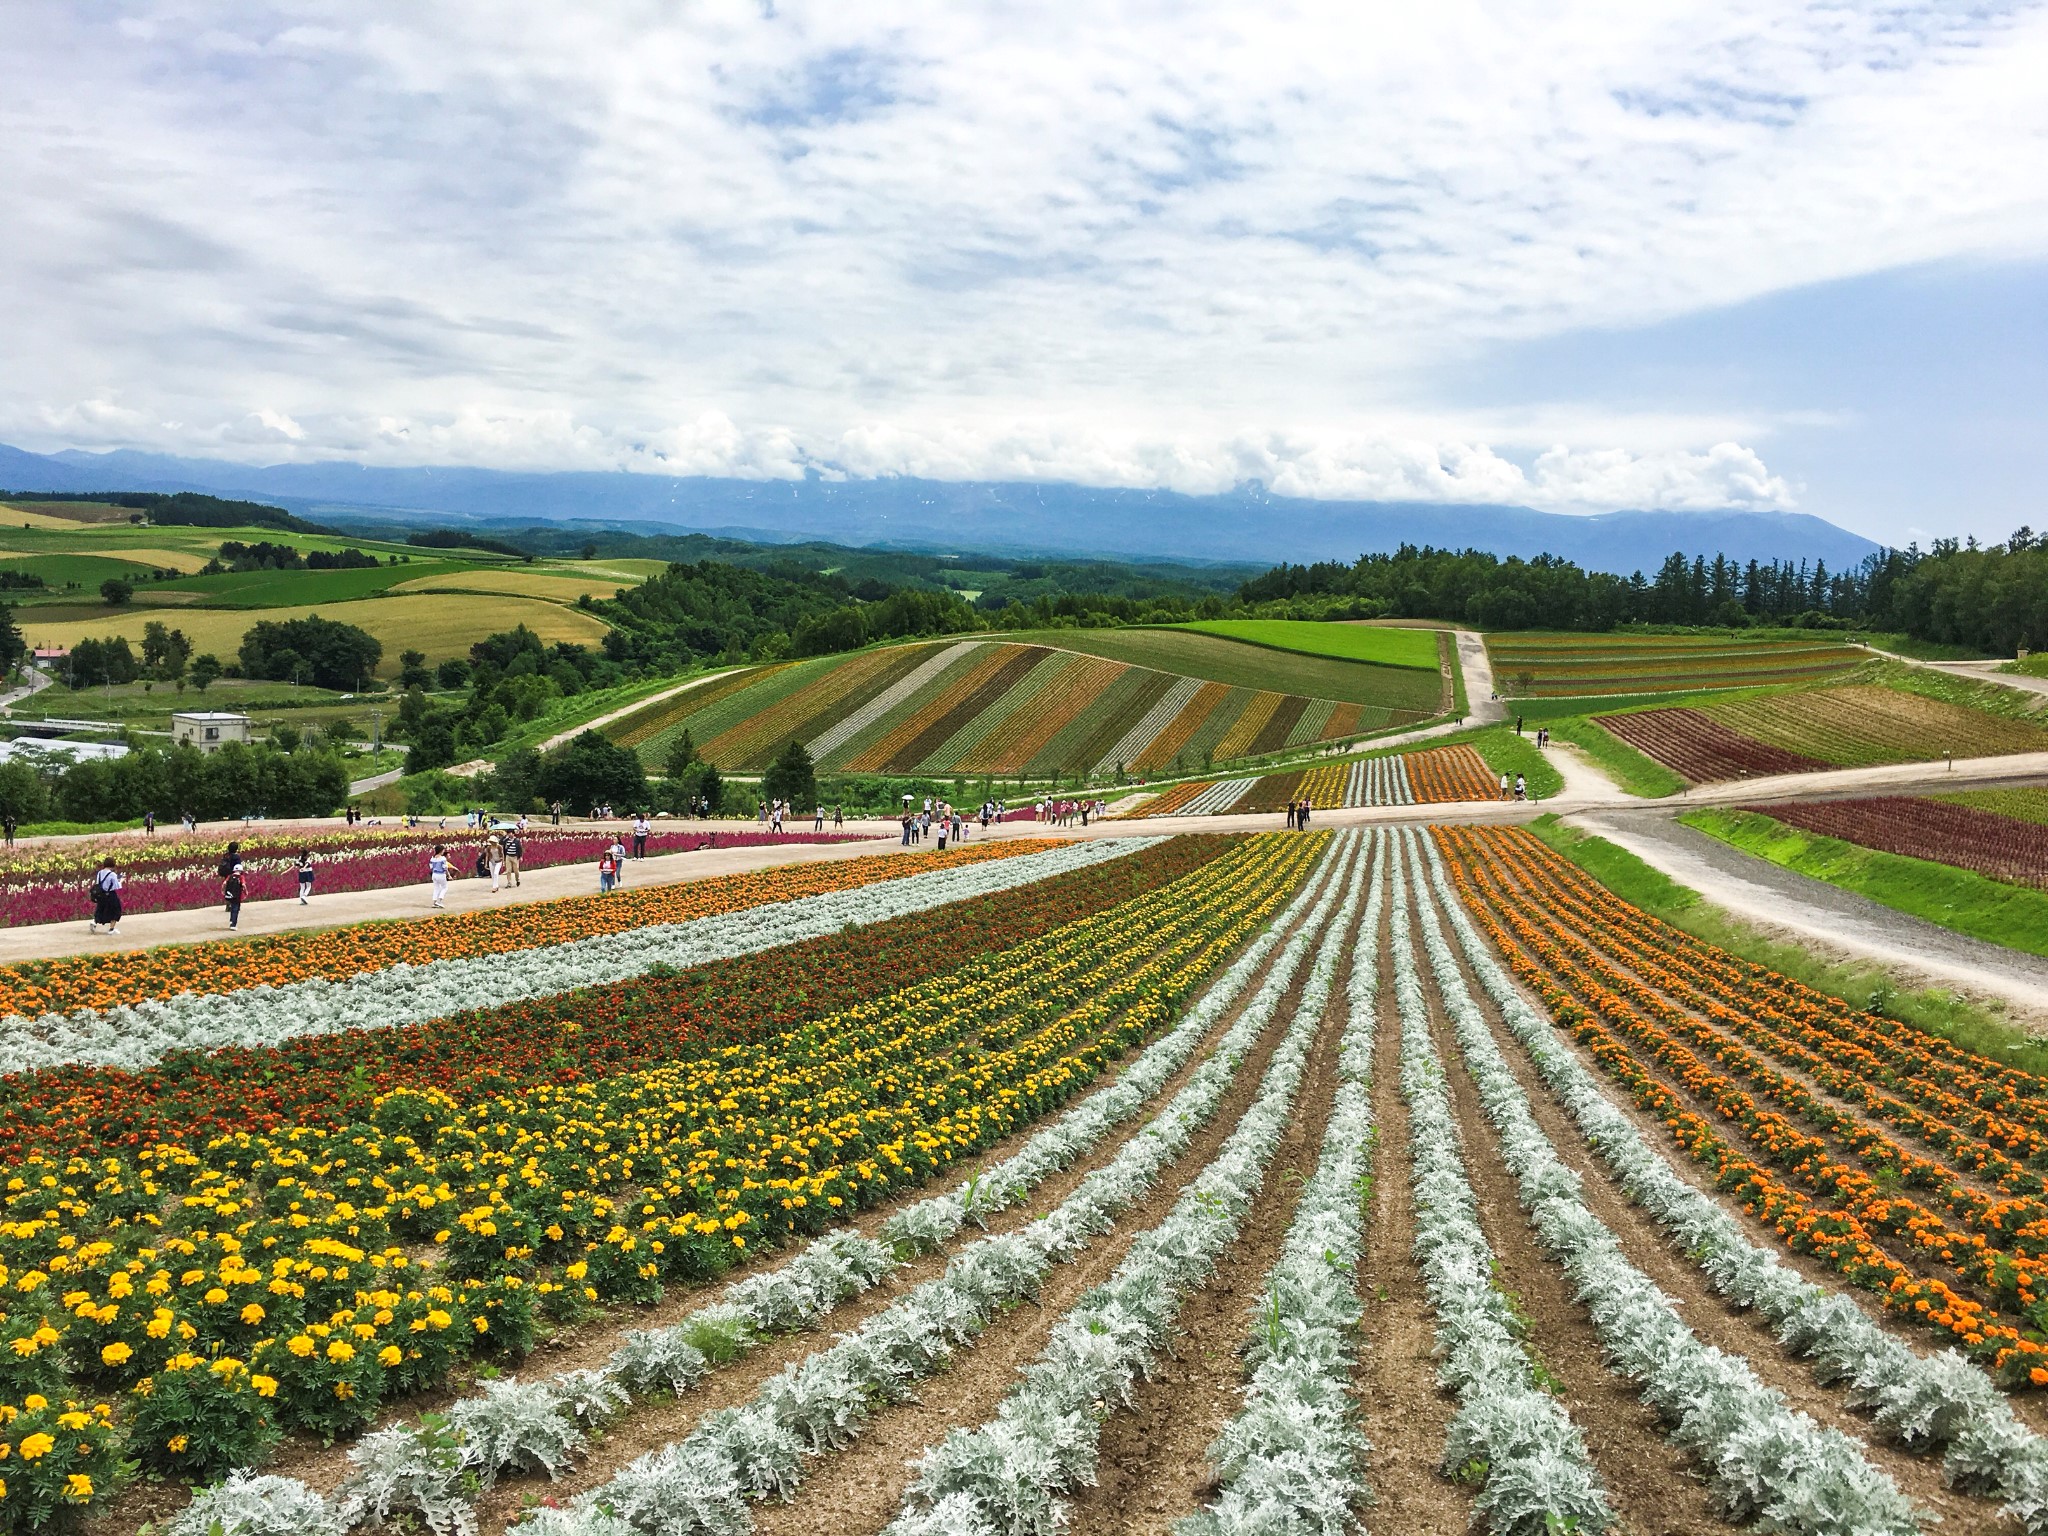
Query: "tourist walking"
429 845 450 907
1499 772 1512 801
222 864 245 930
2 811 15 849
487 832 506 892
813 804 825 833
143 809 156 837
608 834 628 882
632 812 650 859
88 858 123 935
1514 773 1527 801
598 847 618 894
833 804 843 830
1298 799 1312 831
504 829 523 886
296 850 316 904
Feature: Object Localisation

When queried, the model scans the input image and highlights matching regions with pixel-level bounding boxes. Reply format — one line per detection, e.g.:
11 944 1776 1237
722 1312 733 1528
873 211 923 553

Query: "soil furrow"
1418 901 1727 1536
1356 904 1472 1532
1060 911 1357 1535
1445 926 2005 1528
743 911 1331 1536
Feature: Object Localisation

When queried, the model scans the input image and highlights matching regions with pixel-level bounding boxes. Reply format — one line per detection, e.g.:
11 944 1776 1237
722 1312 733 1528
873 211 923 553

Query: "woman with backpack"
296 850 316 904
88 858 123 935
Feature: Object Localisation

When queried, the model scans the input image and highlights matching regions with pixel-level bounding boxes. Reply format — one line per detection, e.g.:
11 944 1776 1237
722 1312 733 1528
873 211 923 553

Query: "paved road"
0 664 54 712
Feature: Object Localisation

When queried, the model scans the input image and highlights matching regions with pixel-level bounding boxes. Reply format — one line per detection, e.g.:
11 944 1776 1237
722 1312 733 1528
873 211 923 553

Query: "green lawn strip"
1678 806 2048 962
1526 813 2048 1074
985 625 1443 712
1168 618 1441 669
1860 632 1998 662
1542 716 1686 798
1444 628 1467 717
1937 786 2048 827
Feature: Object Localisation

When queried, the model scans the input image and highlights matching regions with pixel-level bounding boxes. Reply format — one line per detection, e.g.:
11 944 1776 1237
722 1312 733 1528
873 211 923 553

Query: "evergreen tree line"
1235 530 2048 652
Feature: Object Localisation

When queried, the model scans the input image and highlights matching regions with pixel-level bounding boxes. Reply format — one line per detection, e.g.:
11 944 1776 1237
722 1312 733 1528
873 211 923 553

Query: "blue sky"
2 2 2045 546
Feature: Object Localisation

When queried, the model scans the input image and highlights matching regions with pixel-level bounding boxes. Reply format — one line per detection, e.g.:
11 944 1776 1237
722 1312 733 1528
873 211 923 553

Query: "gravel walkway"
1573 810 2048 1029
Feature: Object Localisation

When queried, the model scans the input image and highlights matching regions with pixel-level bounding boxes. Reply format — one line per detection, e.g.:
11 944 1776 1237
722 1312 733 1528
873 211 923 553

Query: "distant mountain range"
0 441 1882 576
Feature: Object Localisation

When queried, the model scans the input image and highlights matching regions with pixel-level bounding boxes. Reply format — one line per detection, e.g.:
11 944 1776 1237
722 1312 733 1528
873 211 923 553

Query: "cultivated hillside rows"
16 831 2048 1536
603 638 1439 775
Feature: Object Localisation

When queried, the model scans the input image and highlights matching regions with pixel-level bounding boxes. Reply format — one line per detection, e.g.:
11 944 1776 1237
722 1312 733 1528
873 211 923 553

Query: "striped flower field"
47 819 2048 1536
603 638 1436 777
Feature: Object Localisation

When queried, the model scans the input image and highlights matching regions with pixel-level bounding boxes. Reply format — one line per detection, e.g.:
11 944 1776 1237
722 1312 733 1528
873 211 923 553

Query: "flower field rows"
0 831 1329 1526
1741 794 2048 889
28 792 2048 1534
1597 683 2048 783
604 640 1428 777
1124 743 1499 817
1484 633 1865 698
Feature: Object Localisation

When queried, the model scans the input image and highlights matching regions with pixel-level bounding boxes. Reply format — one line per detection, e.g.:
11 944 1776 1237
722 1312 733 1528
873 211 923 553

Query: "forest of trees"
1234 530 2048 652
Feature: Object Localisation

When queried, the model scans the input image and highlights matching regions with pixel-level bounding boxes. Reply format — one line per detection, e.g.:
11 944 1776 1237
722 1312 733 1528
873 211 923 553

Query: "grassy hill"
0 497 640 673
605 630 1447 778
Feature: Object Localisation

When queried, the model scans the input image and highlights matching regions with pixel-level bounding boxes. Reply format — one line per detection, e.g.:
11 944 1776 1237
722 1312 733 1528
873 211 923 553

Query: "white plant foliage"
1417 832 2048 1533
0 837 1148 1075
883 835 1372 1536
166 1471 347 1536
1388 835 1615 1536
332 1424 477 1536
568 832 1370 1536
446 1377 586 1485
231 834 1356 1536
1406 831 1922 1536
1180 833 1387 1536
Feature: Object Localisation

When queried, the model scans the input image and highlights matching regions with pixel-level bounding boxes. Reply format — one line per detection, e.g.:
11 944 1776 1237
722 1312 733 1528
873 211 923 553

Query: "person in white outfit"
429 845 450 907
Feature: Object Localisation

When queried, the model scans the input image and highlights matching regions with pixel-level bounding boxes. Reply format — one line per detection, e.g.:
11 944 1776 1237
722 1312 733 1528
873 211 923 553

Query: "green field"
1486 630 1866 699
1171 618 1441 670
1681 807 2048 960
146 559 471 607
986 626 1447 712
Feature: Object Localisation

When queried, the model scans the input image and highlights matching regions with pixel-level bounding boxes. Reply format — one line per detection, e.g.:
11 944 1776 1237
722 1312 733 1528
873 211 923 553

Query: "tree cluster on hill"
204 540 381 574
406 528 533 560
239 614 384 691
1 491 331 534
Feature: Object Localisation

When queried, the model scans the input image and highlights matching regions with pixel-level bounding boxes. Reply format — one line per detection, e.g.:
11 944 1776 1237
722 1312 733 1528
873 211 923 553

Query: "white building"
172 711 253 752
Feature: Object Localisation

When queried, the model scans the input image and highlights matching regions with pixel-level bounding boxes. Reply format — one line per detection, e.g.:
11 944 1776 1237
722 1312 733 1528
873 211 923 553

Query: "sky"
2 1 2045 546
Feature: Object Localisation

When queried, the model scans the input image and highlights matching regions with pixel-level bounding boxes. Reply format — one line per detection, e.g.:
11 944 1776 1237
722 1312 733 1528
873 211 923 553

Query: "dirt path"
744 934 1329 1536
1061 909 1355 1535
1438 923 2006 1527
1356 905 1473 1531
1575 810 2048 1028
533 668 743 752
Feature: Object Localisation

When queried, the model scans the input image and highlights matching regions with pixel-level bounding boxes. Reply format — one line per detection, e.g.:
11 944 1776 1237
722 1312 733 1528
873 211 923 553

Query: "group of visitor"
1036 797 1102 827
1498 773 1530 801
1283 798 1315 831
900 798 970 849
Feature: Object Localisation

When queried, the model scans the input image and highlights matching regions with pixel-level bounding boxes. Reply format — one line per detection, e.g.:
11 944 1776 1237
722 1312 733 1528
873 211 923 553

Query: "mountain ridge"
0 441 1882 575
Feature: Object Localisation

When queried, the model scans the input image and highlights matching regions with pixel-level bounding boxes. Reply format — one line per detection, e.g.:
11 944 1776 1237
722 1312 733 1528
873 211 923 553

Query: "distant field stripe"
1406 744 1498 802
1250 693 1310 755
844 643 1012 771
701 647 913 768
806 641 966 760
1284 696 1337 749
957 653 1119 773
1132 681 1230 773
896 644 1044 771
915 646 1059 771
640 664 804 756
614 666 771 748
1180 776 1257 815
947 652 1086 773
815 642 983 766
1094 673 1203 774
1323 700 1363 741
1213 691 1284 759
1297 762 1349 809
1009 656 1129 772
769 644 935 751
1173 685 1256 769
1236 769 1304 813
1119 779 1210 818
1028 664 1156 775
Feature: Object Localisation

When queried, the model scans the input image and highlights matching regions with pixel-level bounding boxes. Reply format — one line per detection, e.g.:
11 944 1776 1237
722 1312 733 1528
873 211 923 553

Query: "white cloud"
1 0 2044 519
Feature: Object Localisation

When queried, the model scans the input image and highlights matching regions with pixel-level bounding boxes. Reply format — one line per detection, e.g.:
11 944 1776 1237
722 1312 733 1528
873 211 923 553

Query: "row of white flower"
166 834 1358 1536
878 832 1370 1536
498 831 1364 1536
1391 834 1615 1536
1416 833 2048 1532
1 838 1150 1078
1406 830 1924 1535
1176 831 1388 1536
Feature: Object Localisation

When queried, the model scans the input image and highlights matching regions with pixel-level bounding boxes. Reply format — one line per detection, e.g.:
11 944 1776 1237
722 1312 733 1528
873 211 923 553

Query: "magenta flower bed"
2 830 865 927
